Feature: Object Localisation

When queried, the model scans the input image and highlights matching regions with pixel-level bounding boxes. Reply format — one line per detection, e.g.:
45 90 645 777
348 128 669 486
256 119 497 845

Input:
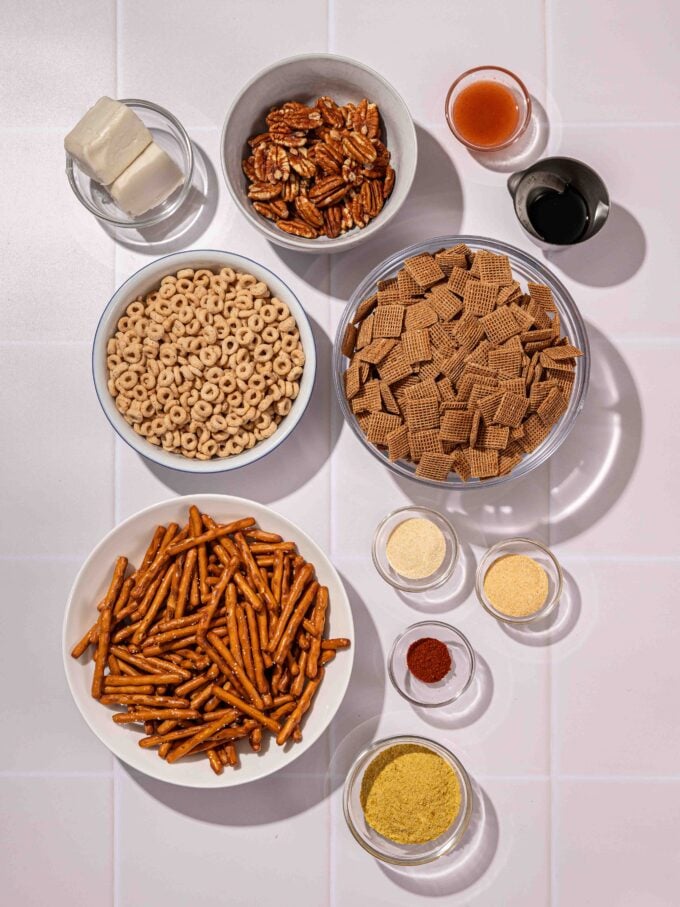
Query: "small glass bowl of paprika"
388 621 476 707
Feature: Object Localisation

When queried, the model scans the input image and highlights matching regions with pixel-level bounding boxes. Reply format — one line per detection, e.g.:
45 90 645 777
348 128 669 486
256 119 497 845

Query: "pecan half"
294 196 324 228
253 145 268 182
342 131 377 165
288 148 317 179
351 99 380 139
276 218 318 239
308 175 350 208
242 156 257 181
253 200 289 221
281 105 323 131
280 173 303 202
359 179 384 218
383 165 395 198
264 145 290 183
316 96 345 129
248 181 283 201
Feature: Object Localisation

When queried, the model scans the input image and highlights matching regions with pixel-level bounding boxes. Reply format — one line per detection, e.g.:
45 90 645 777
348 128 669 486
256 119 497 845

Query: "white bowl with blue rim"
92 249 316 473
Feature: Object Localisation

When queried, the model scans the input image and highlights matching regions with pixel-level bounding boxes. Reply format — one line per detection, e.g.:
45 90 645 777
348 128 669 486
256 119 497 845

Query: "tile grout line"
113 5 122 906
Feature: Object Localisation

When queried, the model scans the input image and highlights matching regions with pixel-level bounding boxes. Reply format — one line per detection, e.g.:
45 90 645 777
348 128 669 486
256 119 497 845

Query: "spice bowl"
343 734 473 865
475 537 563 625
372 506 459 593
388 621 475 707
66 99 194 228
445 66 532 152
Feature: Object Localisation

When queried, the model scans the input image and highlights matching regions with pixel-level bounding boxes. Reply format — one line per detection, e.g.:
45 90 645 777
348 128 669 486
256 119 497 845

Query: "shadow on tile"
469 96 550 174
414 651 493 729
546 203 646 287
381 782 498 897
122 577 382 825
395 540 477 614
98 142 217 254
141 313 341 502
394 464 549 549
548 323 642 544
501 568 581 647
393 324 642 549
271 123 464 301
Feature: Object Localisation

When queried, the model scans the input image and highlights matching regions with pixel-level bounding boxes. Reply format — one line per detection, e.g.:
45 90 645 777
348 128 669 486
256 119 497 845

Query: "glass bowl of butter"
65 97 194 228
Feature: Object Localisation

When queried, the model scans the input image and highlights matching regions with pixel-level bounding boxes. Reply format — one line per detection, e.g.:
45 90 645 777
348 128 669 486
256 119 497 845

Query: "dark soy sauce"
527 185 589 244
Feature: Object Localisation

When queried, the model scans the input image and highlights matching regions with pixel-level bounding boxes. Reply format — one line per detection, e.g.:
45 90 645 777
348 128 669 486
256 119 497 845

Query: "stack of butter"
65 97 184 217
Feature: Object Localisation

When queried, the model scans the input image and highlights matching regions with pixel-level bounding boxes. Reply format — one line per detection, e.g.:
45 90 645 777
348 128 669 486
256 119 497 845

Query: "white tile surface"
117 754 330 907
0 343 114 556
0 777 113 907
0 559 113 772
118 0 328 128
1 0 115 128
555 779 680 907
552 560 680 775
0 131 114 341
331 778 550 906
332 0 546 124
549 0 680 123
4 1 680 905
550 341 680 556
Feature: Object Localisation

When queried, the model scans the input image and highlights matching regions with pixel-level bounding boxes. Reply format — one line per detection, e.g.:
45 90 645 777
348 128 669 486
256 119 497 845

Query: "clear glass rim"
371 505 460 592
474 536 564 624
65 98 195 228
444 65 532 152
342 733 474 865
333 234 591 491
387 620 476 707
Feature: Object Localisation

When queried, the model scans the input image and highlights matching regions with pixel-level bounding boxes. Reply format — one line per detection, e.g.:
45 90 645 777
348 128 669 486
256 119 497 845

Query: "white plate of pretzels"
62 494 354 787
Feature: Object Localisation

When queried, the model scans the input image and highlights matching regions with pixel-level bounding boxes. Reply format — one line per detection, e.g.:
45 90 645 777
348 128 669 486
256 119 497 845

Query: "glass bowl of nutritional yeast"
343 734 473 864
333 235 590 490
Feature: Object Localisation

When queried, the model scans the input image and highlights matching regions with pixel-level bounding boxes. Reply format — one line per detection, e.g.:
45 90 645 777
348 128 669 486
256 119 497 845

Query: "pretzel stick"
224 744 239 766
173 547 197 620
71 625 95 659
166 711 240 763
109 646 190 680
129 569 165 622
91 557 127 698
104 684 154 695
206 631 263 709
198 557 238 641
217 747 229 766
100 694 190 708
270 701 297 721
189 506 210 606
131 523 179 601
276 670 324 745
132 564 175 645
236 604 256 686
321 638 351 650
139 719 237 748
244 602 268 696
291 651 308 697
104 673 182 686
225 583 242 668
112 577 135 619
281 555 292 600
320 650 336 666
174 664 218 698
245 529 283 543
158 742 172 759
113 708 200 723
207 749 223 775
197 638 247 700
190 571 200 610
234 532 276 611
108 654 122 675
268 564 314 653
249 727 262 752
165 519 256 558
273 582 319 666
165 560 181 620
271 550 284 608
233 571 264 613
137 526 165 578
257 610 270 665
210 686 280 734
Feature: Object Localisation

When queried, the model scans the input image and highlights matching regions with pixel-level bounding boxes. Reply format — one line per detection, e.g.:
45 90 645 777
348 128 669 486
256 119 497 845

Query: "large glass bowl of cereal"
93 250 316 473
333 236 589 488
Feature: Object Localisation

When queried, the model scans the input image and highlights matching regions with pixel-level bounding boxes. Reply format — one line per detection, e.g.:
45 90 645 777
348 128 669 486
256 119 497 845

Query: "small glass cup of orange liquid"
445 66 531 152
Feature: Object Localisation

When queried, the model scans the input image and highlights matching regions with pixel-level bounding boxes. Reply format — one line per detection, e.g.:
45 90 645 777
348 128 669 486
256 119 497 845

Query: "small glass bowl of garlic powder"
475 537 563 624
372 506 459 593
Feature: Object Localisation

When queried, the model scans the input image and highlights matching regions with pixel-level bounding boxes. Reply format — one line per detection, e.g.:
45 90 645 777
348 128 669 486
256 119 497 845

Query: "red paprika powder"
406 637 452 683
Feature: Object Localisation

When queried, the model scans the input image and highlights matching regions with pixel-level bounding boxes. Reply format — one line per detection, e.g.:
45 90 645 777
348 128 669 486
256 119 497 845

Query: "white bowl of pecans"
93 250 316 472
221 53 417 252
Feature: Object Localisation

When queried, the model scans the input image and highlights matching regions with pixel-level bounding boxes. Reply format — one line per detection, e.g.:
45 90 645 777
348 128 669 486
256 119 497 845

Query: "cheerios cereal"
106 266 305 460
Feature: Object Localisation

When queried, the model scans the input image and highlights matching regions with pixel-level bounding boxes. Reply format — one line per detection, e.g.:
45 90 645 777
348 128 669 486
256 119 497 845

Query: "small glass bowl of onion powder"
372 506 460 593
475 537 563 624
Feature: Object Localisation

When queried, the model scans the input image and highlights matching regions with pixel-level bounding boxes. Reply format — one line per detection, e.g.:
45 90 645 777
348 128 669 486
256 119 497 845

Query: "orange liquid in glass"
452 80 520 148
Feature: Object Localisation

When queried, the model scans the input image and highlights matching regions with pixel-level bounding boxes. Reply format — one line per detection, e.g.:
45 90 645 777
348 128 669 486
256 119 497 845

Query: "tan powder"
483 553 549 617
360 744 461 844
386 518 446 579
